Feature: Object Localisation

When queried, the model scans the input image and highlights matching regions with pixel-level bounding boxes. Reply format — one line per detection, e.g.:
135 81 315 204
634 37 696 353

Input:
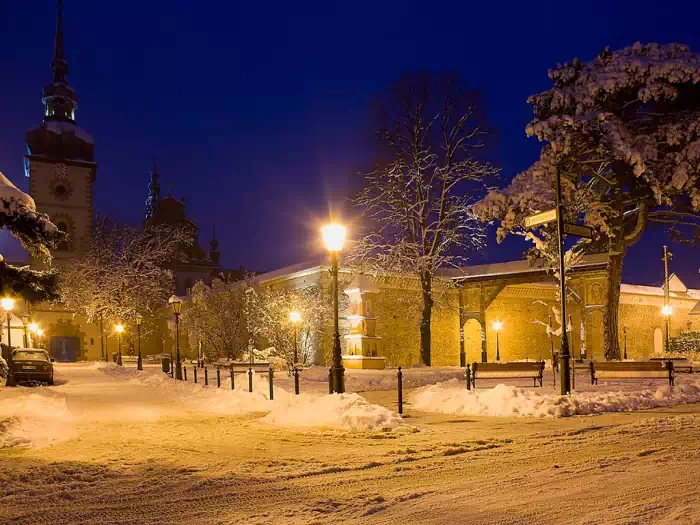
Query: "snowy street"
2 364 700 524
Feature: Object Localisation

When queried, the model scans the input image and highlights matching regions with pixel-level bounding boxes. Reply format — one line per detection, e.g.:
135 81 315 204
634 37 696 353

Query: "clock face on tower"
54 163 69 180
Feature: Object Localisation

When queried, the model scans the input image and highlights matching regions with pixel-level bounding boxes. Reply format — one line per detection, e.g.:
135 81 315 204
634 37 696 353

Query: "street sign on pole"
563 223 593 239
524 208 557 229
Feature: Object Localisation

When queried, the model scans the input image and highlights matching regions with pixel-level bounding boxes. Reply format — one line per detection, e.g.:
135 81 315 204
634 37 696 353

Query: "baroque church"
18 2 226 361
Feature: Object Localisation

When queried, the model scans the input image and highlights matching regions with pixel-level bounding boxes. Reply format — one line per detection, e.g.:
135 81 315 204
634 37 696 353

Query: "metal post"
330 251 345 393
184 366 187 381
496 331 500 361
293 366 300 395
100 316 106 362
137 324 143 371
204 366 208 386
194 366 198 384
230 366 235 390
6 311 16 387
550 315 555 386
216 367 221 388
623 325 628 360
293 323 298 366
22 321 28 348
466 363 471 391
397 366 403 415
117 330 123 366
663 245 671 354
175 312 182 380
248 367 253 393
555 165 571 396
328 367 333 394
268 366 274 400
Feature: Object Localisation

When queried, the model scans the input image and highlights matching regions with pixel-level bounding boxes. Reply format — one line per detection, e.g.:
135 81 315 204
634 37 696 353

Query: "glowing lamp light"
289 311 301 324
36 329 44 337
662 305 673 317
115 324 124 334
493 321 503 331
1 297 15 312
29 322 39 333
169 295 183 315
135 314 144 326
321 222 346 252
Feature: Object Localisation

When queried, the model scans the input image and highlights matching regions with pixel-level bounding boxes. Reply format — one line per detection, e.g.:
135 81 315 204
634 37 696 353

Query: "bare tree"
351 73 497 365
60 217 193 324
181 279 249 361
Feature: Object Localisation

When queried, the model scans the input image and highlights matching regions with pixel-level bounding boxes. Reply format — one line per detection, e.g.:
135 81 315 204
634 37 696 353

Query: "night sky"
0 0 698 287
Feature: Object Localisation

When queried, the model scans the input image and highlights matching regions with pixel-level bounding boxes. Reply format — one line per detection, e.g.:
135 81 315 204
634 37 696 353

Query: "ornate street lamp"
115 323 124 366
623 324 628 360
493 321 503 361
322 221 346 394
169 296 183 380
20 313 30 348
289 311 301 365
2 297 16 387
135 314 144 371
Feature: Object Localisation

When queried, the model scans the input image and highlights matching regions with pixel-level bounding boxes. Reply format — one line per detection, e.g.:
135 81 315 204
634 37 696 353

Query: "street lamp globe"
662 305 673 317
289 311 301 324
36 328 44 337
169 295 183 315
321 222 346 252
115 323 124 334
1 297 15 312
29 322 39 333
493 321 503 331
135 314 143 326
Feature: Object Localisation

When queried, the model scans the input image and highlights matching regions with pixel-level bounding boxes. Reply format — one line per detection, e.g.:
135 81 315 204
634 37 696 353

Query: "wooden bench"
590 360 675 386
229 362 271 374
470 361 545 388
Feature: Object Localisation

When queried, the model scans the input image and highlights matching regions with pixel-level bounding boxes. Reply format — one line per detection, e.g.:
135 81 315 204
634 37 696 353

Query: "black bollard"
397 366 403 415
194 367 198 384
268 366 274 400
204 367 208 386
248 367 253 393
466 363 471 391
230 366 235 390
293 367 300 395
216 368 221 388
184 366 188 381
328 367 333 394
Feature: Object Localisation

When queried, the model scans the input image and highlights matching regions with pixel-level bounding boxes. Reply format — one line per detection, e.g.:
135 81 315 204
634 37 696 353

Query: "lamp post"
2 297 16 387
623 324 628 360
115 323 124 366
29 322 38 348
322 221 346 394
290 311 301 365
169 296 183 380
662 245 672 354
493 321 503 361
20 313 29 348
662 304 673 353
135 314 143 371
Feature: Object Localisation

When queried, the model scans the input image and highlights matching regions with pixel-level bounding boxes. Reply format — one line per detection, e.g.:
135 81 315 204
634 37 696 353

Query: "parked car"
11 348 54 385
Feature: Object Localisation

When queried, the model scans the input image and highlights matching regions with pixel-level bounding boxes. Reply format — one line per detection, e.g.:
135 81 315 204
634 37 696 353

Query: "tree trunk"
603 251 623 360
419 272 433 366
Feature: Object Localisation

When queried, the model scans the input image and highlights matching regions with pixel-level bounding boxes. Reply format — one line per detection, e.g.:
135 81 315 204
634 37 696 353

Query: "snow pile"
409 379 700 418
0 394 77 448
95 363 406 431
263 393 406 431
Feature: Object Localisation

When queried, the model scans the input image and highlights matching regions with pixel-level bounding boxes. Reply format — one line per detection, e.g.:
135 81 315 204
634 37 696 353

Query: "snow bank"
263 393 406 431
0 394 77 448
409 379 700 418
95 363 406 431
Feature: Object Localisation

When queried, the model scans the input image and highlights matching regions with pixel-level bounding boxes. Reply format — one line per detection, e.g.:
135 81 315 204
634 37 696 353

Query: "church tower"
25 0 96 262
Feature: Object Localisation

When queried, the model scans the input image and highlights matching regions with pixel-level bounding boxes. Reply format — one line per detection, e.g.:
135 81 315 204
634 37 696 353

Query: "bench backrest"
472 362 544 373
594 361 669 372
230 362 271 373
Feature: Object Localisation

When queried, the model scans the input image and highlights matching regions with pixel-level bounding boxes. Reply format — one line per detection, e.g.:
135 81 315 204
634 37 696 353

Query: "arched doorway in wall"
585 310 604 360
463 318 482 364
653 327 663 356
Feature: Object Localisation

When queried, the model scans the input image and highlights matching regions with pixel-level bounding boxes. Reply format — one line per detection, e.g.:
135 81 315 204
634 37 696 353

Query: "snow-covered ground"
2 363 700 524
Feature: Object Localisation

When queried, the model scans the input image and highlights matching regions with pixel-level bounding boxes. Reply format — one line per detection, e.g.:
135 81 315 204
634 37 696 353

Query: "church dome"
26 120 94 162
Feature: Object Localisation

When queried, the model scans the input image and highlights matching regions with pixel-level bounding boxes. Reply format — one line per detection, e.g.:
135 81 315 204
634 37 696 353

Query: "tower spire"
209 224 221 265
145 159 161 220
43 0 77 122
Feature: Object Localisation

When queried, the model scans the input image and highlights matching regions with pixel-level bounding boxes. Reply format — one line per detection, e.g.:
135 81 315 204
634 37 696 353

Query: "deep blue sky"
0 0 698 287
